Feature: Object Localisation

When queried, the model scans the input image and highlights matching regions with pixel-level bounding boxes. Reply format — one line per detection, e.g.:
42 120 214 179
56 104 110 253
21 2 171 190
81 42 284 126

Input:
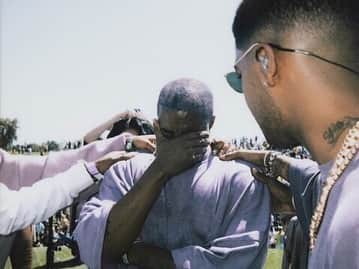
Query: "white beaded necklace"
309 121 359 250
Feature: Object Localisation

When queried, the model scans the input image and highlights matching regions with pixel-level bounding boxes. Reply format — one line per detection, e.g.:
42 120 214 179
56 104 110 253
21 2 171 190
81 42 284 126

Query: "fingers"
210 140 224 154
133 136 157 153
95 151 137 174
220 150 267 167
145 141 156 153
219 149 241 161
107 151 137 162
251 168 291 200
119 152 137 161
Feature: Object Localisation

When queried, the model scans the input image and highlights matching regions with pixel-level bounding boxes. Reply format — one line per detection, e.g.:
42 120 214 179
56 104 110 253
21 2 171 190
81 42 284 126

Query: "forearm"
41 135 128 179
103 161 168 262
127 243 175 269
84 115 123 144
10 227 33 269
235 150 267 167
84 122 114 144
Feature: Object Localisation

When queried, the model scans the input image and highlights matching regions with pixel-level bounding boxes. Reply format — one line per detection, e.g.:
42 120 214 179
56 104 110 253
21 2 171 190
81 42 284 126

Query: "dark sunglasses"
225 42 359 93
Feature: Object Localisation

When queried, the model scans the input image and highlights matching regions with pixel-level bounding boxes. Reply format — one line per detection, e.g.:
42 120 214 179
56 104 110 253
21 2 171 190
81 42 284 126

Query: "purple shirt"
309 152 359 268
74 151 270 269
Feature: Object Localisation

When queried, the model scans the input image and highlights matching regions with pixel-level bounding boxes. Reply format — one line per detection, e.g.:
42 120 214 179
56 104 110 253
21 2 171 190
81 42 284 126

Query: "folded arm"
126 178 271 269
172 179 270 269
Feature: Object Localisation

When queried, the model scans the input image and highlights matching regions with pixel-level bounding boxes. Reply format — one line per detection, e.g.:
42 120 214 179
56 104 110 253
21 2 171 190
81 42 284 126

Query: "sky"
0 0 263 144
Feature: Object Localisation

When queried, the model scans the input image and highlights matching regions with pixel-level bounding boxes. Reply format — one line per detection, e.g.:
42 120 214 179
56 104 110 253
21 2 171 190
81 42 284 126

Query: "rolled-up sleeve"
0 162 93 235
171 179 271 269
287 159 321 234
74 163 132 269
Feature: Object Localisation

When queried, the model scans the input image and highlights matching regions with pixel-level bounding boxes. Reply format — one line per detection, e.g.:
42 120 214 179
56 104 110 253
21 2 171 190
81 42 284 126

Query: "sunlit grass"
5 246 282 269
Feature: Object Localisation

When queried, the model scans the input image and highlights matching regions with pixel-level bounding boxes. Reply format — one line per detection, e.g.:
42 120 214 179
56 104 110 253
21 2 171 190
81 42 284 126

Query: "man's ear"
209 116 216 130
255 45 278 88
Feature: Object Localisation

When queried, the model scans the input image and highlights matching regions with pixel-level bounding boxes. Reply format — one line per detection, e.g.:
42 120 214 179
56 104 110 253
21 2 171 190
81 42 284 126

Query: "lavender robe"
288 153 359 268
309 152 359 268
74 151 270 269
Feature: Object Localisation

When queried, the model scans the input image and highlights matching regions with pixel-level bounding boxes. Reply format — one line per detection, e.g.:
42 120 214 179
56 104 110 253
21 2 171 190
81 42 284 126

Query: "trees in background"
0 117 18 149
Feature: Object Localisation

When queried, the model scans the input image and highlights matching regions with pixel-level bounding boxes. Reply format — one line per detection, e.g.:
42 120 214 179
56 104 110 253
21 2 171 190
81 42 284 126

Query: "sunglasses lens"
225 72 243 93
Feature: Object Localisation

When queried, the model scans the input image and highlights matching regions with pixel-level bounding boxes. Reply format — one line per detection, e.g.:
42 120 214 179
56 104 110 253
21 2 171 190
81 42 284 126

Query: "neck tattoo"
309 121 359 250
324 116 359 145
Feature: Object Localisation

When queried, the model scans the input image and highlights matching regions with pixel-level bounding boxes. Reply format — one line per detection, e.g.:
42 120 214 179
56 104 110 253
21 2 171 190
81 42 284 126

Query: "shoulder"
209 156 255 193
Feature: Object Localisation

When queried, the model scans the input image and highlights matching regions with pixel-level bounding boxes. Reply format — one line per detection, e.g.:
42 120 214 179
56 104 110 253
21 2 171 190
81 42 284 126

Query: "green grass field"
5 247 282 269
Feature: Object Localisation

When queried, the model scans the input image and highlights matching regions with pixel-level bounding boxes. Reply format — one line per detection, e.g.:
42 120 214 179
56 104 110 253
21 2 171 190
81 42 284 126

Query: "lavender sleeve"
74 161 133 269
287 159 320 234
172 178 271 269
0 162 94 235
0 134 129 190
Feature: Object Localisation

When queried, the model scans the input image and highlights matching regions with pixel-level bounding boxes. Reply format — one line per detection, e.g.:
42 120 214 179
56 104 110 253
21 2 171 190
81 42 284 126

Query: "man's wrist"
150 159 171 181
125 137 136 152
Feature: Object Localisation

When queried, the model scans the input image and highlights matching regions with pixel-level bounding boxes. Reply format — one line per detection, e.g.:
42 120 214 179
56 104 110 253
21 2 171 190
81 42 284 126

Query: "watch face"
125 140 133 151
125 142 130 151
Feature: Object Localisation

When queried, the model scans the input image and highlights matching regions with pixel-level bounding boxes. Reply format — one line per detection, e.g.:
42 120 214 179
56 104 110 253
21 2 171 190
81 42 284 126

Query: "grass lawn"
5 247 283 269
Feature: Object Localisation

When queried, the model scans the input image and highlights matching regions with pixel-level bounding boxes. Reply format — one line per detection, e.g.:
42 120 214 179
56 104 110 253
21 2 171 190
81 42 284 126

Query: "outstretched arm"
0 151 135 235
0 134 129 189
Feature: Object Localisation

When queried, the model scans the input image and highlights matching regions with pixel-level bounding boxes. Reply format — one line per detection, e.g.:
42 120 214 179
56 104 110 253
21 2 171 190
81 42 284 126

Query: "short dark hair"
157 78 213 123
232 0 359 55
107 111 154 138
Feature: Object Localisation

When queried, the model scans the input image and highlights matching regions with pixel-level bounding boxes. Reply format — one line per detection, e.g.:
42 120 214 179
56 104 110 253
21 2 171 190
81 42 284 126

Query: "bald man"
74 78 270 269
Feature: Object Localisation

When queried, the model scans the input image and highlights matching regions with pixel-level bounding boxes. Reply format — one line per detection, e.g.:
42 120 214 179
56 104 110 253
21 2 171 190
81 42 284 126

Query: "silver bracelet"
263 151 281 178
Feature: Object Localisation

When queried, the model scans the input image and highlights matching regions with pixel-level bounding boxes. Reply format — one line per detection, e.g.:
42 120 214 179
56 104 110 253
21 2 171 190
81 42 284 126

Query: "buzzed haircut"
157 78 213 123
232 0 359 55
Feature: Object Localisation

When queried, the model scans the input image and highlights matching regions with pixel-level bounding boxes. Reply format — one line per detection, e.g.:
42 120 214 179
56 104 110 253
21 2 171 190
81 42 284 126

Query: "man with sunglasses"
74 78 270 269
225 1 359 268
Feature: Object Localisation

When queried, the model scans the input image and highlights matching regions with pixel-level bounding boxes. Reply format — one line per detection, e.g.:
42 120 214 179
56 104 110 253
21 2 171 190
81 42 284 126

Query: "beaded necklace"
309 121 359 250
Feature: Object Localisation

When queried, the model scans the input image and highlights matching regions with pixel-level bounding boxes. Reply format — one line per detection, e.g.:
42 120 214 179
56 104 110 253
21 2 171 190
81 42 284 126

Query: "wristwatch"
84 162 104 183
125 137 135 152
